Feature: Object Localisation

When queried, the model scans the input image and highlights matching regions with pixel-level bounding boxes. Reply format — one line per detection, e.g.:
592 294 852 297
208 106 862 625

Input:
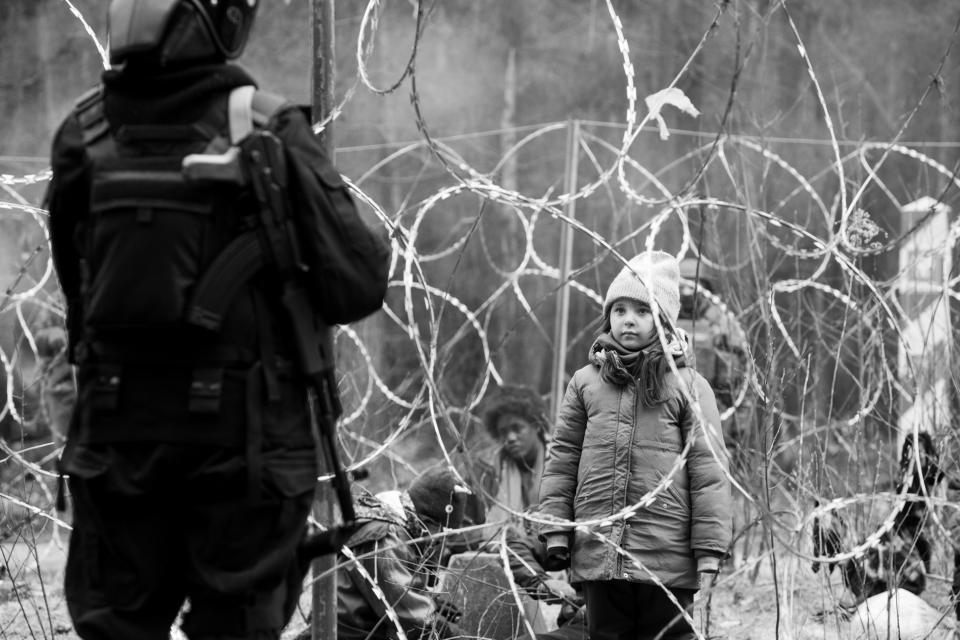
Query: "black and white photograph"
1 2 959 639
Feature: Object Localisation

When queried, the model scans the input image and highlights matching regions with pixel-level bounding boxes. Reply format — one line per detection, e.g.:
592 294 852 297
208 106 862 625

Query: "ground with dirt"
2 536 956 640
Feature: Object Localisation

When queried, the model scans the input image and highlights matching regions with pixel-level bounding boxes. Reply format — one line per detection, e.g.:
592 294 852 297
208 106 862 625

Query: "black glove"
557 602 585 628
543 545 571 571
433 596 462 624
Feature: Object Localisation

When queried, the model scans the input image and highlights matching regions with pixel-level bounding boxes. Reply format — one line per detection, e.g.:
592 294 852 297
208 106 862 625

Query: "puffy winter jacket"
538 364 732 589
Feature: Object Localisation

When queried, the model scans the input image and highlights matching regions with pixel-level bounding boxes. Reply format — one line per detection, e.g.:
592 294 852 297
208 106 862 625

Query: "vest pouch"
84 162 216 334
258 362 313 449
91 364 123 411
80 363 248 447
188 367 225 415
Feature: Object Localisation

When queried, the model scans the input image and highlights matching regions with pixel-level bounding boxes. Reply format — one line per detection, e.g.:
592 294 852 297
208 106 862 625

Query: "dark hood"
101 63 256 125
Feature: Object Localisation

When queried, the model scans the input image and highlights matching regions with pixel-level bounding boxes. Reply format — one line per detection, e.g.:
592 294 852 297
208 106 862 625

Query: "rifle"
184 131 356 553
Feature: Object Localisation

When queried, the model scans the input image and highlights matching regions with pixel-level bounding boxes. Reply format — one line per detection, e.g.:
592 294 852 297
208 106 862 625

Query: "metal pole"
313 0 336 154
311 2 337 640
550 119 579 419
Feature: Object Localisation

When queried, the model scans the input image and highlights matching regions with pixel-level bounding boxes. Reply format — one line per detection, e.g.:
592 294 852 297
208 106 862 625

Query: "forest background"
2 1 960 638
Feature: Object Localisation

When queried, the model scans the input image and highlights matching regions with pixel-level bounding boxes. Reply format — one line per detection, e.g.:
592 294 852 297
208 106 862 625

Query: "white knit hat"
602 251 681 326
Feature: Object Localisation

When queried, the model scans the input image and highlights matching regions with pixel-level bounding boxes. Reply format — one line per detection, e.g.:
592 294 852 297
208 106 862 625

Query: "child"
538 250 733 640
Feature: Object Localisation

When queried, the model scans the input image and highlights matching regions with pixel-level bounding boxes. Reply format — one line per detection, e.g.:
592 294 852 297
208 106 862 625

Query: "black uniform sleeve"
268 106 391 325
44 114 91 362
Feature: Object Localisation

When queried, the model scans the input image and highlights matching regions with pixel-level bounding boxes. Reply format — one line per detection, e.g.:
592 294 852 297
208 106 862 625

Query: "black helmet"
109 0 258 65
189 0 259 59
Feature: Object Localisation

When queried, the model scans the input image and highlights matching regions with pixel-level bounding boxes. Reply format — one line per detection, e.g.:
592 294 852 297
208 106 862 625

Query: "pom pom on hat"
602 251 681 326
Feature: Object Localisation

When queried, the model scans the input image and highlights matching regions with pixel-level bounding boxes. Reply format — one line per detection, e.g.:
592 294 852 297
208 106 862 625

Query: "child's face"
609 298 655 348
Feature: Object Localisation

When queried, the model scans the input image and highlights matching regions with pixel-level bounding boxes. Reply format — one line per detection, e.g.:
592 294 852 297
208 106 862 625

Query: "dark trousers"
64 445 315 640
582 581 696 640
537 606 589 640
953 550 960 621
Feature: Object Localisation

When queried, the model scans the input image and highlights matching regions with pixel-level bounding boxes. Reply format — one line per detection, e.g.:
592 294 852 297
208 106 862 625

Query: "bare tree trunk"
500 47 518 196
496 5 524 385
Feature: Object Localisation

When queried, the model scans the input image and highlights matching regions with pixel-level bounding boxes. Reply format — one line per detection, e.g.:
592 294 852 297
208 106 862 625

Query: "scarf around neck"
102 63 257 126
589 329 689 387
491 443 544 521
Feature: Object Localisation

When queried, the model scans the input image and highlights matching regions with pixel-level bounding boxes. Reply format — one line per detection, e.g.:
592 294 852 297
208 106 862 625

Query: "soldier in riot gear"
45 1 389 638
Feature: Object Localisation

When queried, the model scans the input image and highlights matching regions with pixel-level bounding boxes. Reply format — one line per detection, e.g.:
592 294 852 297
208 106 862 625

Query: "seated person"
299 466 475 640
455 385 550 548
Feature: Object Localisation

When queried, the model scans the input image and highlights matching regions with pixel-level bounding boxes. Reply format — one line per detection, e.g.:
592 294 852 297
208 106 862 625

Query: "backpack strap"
228 86 256 143
74 86 116 157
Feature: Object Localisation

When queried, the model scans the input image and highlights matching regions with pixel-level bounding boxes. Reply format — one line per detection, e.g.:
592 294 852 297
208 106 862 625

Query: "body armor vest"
74 85 283 363
71 85 292 446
